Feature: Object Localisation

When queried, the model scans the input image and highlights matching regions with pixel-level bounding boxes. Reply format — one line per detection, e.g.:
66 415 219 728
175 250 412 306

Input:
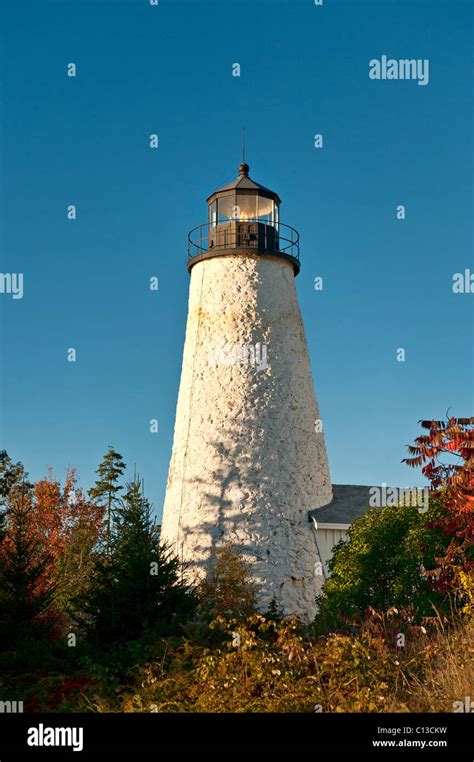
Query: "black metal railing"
187 219 300 266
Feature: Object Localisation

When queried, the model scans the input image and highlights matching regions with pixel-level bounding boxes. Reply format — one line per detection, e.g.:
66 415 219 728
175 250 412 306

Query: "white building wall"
312 524 350 578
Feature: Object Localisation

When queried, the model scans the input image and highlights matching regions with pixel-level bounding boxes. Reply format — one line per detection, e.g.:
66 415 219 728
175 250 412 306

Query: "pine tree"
0 491 6 546
0 487 55 649
0 454 53 647
88 446 126 555
0 508 6 545
0 450 32 505
0 451 27 565
75 478 196 645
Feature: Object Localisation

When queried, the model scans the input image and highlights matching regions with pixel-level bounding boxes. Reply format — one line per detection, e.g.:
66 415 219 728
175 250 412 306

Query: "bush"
82 614 424 713
315 500 450 630
197 546 259 621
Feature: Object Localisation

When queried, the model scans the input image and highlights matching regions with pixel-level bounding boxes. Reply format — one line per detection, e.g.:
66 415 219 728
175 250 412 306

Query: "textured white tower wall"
161 253 332 620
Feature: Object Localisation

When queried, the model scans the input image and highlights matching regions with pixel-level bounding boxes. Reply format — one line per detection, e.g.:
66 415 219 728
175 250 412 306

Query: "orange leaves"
405 455 423 468
13 467 104 603
33 474 65 561
32 469 103 558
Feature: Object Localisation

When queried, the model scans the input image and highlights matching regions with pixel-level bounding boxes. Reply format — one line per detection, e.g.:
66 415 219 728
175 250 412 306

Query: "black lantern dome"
187 164 300 275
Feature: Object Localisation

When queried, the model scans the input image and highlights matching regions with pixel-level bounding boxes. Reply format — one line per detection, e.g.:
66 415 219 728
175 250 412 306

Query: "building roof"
308 484 374 524
207 163 282 204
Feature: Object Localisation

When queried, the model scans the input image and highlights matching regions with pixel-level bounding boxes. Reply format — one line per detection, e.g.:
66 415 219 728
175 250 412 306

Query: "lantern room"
207 162 280 227
187 163 300 275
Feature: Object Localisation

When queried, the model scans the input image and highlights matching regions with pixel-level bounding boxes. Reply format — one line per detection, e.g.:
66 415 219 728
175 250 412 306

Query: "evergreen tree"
0 495 6 546
0 487 55 649
0 449 32 505
0 508 6 545
89 446 126 554
75 478 196 645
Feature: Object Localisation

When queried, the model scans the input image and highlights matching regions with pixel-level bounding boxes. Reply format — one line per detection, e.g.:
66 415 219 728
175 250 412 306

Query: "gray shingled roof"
308 484 374 524
207 164 282 204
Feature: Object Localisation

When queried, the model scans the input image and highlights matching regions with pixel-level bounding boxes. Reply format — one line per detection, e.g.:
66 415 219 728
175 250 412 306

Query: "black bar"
0 712 472 759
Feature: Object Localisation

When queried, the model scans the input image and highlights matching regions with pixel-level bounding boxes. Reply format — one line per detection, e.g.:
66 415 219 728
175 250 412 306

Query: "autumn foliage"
0 452 105 645
0 420 472 714
403 416 474 511
403 417 474 605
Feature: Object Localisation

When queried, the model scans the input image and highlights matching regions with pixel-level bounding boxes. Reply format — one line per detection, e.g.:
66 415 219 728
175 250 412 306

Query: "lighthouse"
161 163 333 620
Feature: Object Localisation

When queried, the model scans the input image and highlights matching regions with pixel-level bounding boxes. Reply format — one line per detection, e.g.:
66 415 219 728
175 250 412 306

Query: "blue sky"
0 0 472 520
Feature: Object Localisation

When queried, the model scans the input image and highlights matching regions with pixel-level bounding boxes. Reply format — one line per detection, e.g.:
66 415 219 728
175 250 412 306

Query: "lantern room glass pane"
209 200 217 228
235 195 257 220
257 197 274 224
217 196 234 222
217 194 257 222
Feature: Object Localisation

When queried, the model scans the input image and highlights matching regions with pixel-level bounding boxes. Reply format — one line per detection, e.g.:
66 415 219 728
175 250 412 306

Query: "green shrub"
315 500 450 630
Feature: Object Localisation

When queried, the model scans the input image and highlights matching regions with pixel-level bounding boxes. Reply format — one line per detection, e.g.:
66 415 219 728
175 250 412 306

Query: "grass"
406 619 473 712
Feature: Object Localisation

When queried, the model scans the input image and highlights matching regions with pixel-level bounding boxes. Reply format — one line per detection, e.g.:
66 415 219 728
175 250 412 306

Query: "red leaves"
403 417 474 604
403 416 474 514
25 675 98 712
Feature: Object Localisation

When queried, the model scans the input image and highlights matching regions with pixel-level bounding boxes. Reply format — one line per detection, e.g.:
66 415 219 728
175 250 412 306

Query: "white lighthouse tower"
161 163 332 620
